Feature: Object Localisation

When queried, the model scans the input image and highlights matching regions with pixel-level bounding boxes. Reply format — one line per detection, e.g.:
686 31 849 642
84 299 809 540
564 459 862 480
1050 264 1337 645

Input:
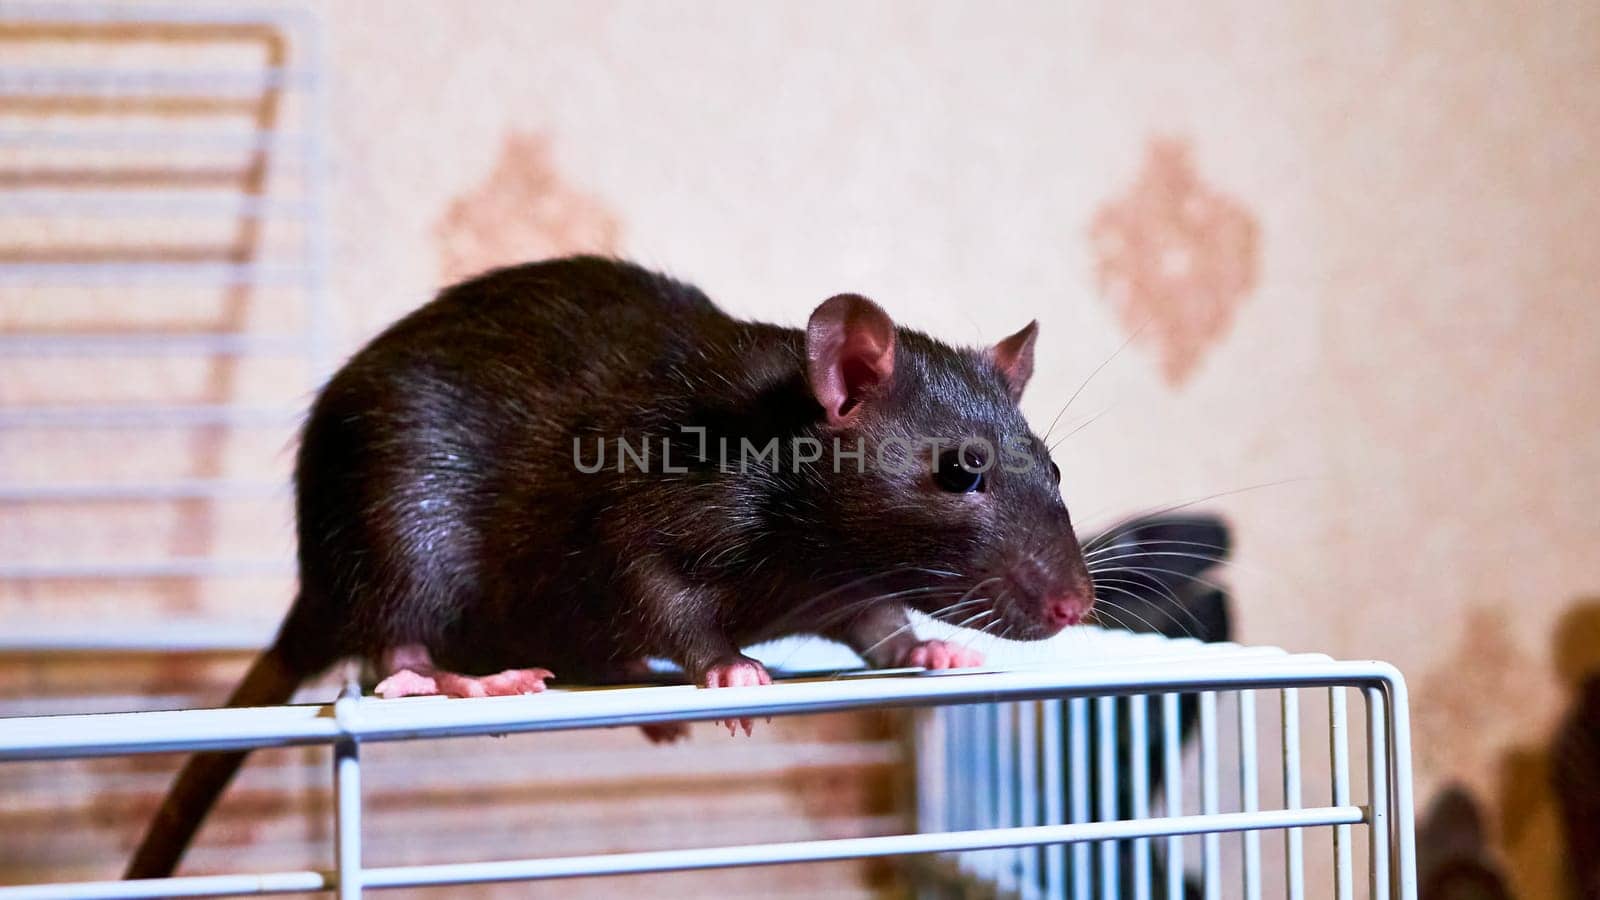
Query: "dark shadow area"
1417 783 1515 900
1490 598 1600 900
1550 600 1600 900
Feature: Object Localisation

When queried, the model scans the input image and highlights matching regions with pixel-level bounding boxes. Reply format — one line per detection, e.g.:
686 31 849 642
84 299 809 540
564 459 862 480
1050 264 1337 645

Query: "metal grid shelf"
0 66 319 94
0 557 294 580
0 334 310 355
0 262 314 285
0 478 288 502
0 633 1417 900
0 2 330 590
0 192 313 218
0 404 302 428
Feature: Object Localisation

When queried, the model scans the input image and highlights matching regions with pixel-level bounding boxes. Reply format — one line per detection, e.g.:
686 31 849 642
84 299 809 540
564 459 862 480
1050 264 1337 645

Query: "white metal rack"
914 633 1409 900
0 4 330 601
0 632 1418 900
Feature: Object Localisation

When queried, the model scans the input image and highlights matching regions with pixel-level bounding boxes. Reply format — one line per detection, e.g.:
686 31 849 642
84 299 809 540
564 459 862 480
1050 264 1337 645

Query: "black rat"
126 256 1094 879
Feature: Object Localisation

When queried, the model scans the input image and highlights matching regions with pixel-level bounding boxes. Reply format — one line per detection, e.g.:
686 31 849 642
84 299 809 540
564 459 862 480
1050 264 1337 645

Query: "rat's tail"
124 643 305 880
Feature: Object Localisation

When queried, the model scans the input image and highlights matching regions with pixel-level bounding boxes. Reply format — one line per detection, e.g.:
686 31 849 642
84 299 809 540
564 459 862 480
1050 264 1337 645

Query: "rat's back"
289 257 739 671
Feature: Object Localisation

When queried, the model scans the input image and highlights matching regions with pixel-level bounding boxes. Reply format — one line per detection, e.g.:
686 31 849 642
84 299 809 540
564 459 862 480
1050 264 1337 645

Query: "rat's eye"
934 448 986 493
1049 461 1061 485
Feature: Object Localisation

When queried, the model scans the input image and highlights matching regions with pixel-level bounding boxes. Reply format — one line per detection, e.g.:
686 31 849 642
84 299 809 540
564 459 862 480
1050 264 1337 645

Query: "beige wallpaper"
324 3 1600 894
3 1 1598 896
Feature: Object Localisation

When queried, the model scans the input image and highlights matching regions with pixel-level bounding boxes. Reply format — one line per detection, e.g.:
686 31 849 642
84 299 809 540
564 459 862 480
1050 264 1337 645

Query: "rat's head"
793 293 1094 641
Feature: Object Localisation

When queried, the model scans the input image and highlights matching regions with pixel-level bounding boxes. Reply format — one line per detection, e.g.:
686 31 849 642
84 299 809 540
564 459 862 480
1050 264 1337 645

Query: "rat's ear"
988 320 1038 401
806 293 896 426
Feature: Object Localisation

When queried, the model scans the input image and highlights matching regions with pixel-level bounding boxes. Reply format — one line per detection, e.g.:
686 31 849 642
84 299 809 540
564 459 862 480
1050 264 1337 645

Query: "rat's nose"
1044 592 1092 628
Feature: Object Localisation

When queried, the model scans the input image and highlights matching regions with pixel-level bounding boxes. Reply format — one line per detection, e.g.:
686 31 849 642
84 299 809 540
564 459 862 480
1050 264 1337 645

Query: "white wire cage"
0 1 330 631
0 630 1416 900
0 7 1415 900
909 634 1410 900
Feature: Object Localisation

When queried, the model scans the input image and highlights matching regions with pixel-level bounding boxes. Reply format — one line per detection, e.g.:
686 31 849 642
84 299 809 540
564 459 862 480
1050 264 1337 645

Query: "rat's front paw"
698 656 772 737
898 640 984 670
700 656 772 688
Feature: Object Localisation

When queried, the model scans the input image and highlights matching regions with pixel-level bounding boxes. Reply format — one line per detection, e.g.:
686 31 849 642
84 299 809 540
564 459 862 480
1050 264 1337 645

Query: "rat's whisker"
942 576 1005 612
1042 322 1144 441
1089 573 1205 635
1093 563 1230 598
795 588 966 635
855 603 995 664
1090 604 1135 632
1079 478 1314 551
1082 539 1231 562
801 566 960 607
1091 550 1288 590
1086 549 1238 571
832 588 997 666
793 570 963 615
1092 589 1191 640
1048 405 1111 453
924 598 996 624
949 608 996 632
1084 537 1230 555
854 621 924 663
761 583 969 642
1090 572 1187 611
1089 568 1217 637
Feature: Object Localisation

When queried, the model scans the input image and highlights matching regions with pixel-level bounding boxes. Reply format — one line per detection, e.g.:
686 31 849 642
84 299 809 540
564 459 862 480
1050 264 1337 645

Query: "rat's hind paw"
476 667 555 696
374 666 553 699
432 667 553 698
898 640 984 670
375 668 440 698
698 656 773 737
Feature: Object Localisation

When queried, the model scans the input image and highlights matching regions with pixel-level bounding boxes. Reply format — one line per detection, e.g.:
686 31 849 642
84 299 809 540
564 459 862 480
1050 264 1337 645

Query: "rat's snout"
1043 590 1093 628
1001 548 1094 639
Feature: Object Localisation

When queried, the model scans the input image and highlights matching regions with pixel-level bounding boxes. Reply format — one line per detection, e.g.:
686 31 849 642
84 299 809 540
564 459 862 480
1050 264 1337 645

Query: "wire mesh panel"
912 637 1412 900
0 2 330 652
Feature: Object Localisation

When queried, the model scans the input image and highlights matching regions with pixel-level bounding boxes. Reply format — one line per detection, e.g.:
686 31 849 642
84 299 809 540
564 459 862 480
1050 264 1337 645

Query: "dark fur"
128 256 1089 878
289 255 1085 678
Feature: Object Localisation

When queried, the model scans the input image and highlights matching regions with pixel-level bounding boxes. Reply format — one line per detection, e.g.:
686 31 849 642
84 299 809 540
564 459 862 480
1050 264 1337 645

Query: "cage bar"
1282 688 1305 900
1018 701 1041 896
1239 689 1261 900
1128 693 1151 900
0 2 332 609
0 640 1416 899
1070 696 1091 900
1331 686 1354 900
1367 687 1390 900
1199 690 1220 900
1043 697 1067 899
1161 692 1183 900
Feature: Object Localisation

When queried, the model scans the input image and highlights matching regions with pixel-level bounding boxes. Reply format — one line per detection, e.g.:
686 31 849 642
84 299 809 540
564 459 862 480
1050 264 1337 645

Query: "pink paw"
899 640 984 670
478 668 554 696
701 657 772 688
698 656 772 737
374 667 553 699
374 668 439 699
